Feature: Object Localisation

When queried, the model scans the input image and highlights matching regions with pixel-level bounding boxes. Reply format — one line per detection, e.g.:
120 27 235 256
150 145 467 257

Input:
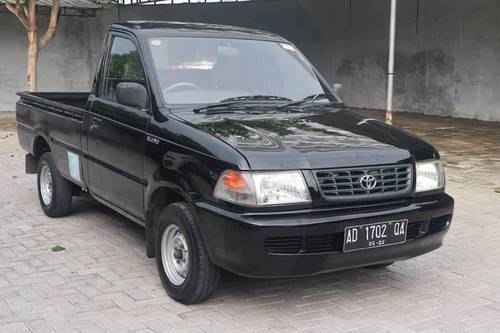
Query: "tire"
365 262 394 269
37 152 73 217
155 202 219 304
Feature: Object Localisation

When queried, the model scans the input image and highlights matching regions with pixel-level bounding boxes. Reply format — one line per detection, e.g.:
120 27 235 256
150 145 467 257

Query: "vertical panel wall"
1 0 499 122
118 0 500 122
0 10 114 111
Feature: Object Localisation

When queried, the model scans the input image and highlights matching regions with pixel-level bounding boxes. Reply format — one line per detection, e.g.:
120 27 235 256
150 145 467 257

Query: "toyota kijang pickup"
16 21 454 304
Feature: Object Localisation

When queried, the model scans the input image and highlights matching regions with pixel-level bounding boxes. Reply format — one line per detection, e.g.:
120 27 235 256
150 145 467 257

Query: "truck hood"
178 107 439 170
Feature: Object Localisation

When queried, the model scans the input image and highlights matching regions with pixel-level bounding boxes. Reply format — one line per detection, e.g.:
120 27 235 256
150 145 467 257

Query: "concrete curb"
0 112 16 124
0 112 16 131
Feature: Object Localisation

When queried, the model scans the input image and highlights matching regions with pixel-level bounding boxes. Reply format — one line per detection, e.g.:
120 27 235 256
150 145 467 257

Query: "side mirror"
332 83 343 100
116 82 148 110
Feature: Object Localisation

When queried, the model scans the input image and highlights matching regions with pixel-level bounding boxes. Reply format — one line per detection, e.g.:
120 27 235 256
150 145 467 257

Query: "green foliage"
51 245 66 252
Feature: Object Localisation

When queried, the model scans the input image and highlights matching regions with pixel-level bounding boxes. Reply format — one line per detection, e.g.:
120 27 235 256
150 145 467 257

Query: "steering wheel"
165 82 201 93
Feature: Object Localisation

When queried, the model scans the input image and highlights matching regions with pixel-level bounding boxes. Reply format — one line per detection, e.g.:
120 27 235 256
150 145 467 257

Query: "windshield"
148 37 328 105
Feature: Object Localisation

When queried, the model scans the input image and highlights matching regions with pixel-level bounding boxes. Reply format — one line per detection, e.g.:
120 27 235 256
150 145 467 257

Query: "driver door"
87 34 150 220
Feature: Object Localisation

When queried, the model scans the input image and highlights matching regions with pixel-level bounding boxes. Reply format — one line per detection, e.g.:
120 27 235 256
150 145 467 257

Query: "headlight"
252 171 311 205
415 160 445 192
214 170 311 206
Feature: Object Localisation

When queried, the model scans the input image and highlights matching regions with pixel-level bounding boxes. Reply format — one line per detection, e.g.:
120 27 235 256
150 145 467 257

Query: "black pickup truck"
16 21 454 304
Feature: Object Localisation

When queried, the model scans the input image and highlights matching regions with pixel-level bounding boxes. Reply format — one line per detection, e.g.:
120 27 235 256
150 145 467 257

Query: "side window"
101 36 146 101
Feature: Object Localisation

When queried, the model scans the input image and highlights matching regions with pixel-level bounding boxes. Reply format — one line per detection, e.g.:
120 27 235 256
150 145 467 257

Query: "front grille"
406 221 424 240
264 236 302 254
265 233 343 254
265 221 425 254
315 164 413 201
264 218 442 255
305 234 344 253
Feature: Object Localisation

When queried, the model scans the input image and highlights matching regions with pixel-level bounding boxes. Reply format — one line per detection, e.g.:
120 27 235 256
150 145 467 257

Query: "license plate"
343 219 408 252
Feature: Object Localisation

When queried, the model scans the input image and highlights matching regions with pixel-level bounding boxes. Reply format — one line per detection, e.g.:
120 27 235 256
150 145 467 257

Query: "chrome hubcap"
161 225 189 286
40 165 53 206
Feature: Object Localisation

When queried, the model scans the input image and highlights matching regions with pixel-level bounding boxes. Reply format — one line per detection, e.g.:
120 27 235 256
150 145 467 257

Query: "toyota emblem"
360 175 377 190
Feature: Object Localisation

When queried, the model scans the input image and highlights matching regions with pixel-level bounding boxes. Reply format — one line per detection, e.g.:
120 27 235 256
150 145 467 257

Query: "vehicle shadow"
206 263 413 309
69 196 421 310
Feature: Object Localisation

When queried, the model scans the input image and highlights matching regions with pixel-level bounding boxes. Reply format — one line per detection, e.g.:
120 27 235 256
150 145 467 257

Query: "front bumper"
195 193 454 278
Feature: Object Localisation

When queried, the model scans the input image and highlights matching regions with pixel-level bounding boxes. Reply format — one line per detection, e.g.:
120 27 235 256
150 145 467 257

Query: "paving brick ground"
1 111 500 332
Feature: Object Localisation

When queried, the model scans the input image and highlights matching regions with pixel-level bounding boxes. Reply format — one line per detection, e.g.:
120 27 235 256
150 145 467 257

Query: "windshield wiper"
220 95 292 103
193 95 292 113
193 101 246 113
277 93 337 109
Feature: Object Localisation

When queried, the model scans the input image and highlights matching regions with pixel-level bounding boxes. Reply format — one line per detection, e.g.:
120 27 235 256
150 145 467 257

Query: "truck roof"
111 21 288 42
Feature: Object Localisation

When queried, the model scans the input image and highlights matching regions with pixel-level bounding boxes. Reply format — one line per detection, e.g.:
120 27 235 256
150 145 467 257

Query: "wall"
302 0 500 122
0 9 114 111
119 0 500 122
1 0 500 122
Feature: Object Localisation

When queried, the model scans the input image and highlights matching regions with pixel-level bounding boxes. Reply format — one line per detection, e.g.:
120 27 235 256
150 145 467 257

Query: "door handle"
90 117 102 131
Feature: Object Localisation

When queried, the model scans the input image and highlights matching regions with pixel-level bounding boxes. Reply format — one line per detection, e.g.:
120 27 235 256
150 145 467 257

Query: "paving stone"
1 113 500 332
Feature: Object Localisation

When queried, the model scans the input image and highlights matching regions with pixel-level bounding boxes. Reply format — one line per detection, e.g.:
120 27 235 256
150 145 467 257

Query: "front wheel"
155 202 219 304
37 152 73 217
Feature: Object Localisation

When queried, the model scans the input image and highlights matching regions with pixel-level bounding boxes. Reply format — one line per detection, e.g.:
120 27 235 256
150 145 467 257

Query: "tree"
5 0 60 92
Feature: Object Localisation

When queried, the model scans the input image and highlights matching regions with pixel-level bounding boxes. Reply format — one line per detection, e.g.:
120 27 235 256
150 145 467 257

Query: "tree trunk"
386 110 393 125
6 0 60 92
27 30 38 92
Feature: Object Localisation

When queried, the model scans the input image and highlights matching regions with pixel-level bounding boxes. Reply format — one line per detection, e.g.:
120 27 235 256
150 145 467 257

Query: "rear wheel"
37 152 73 217
156 202 219 304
